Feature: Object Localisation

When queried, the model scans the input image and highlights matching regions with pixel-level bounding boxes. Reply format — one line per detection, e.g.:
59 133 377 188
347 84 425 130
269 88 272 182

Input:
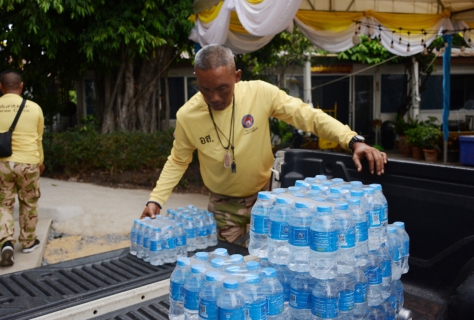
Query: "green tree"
0 0 194 132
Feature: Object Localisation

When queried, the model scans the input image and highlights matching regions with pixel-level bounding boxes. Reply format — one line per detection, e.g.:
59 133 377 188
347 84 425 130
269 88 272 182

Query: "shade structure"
190 0 474 55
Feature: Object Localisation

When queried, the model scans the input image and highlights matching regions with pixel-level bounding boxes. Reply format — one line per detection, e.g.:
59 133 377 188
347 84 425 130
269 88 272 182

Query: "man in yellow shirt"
0 70 45 266
141 45 387 243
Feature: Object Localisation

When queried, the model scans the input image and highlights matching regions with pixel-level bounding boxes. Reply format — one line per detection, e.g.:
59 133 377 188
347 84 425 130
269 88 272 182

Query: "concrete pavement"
0 177 209 275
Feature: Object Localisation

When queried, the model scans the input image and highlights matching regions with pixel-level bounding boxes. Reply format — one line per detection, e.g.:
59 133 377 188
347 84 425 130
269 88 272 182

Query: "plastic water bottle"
149 226 164 266
267 197 293 265
207 213 218 246
334 202 356 275
195 215 208 250
311 278 339 320
185 216 197 252
381 299 396 319
217 279 246 319
209 258 225 271
259 257 272 269
368 305 385 319
242 274 266 320
309 205 339 279
289 272 315 320
370 184 388 245
184 264 206 320
348 197 369 267
389 278 404 313
363 187 383 251
169 257 191 320
315 175 327 183
163 225 178 263
393 221 410 274
143 224 153 263
229 254 245 267
174 222 187 258
337 271 356 320
130 219 140 256
246 260 260 275
287 202 313 272
374 244 392 299
365 251 383 307
353 266 369 320
259 267 285 319
387 226 403 280
210 247 229 260
295 180 310 192
350 181 363 189
275 264 295 315
136 220 149 259
199 272 223 320
249 192 274 258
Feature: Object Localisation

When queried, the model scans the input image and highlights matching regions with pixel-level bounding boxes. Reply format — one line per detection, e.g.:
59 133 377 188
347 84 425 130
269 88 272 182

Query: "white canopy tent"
190 0 474 162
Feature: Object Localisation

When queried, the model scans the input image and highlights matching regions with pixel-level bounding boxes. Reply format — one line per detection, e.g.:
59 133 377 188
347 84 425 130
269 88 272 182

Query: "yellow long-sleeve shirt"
0 93 44 164
149 80 356 205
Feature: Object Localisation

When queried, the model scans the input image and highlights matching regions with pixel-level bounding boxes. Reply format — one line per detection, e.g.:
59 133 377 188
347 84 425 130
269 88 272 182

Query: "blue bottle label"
311 296 338 318
381 204 388 222
289 288 312 309
338 228 356 248
338 290 354 311
165 237 176 249
251 214 268 234
355 221 368 242
170 280 184 301
131 230 137 242
354 282 367 303
268 220 289 240
266 293 284 315
149 239 163 252
137 233 142 245
176 235 187 247
369 207 381 227
212 225 217 235
198 226 208 237
199 299 218 319
282 282 290 302
218 307 245 319
309 230 338 252
288 226 309 246
404 241 410 255
143 236 149 249
381 260 392 278
365 265 382 285
393 247 402 261
245 300 266 319
184 288 199 310
185 228 196 239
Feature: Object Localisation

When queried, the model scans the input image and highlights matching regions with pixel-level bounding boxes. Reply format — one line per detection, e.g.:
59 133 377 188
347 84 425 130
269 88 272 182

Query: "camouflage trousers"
0 161 41 249
208 181 270 244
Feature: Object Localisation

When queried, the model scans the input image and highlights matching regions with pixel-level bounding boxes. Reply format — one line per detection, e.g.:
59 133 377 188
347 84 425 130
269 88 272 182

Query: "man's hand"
141 202 161 219
39 164 45 175
352 142 387 175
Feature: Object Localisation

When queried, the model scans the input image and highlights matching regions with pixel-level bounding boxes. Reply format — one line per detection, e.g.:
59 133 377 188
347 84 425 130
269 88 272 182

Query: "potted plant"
393 115 418 155
421 125 442 162
404 124 424 159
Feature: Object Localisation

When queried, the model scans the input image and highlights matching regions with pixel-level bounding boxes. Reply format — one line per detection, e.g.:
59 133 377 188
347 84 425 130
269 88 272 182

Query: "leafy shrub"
43 129 180 175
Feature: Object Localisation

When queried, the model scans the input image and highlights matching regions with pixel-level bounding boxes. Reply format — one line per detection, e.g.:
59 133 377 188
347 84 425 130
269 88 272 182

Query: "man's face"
195 66 242 111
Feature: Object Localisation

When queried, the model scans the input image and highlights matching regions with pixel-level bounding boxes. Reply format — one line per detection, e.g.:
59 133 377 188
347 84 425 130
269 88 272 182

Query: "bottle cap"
205 272 220 282
246 261 260 270
177 257 190 266
223 279 239 289
211 258 224 268
393 221 405 229
191 264 206 274
195 252 208 261
245 274 259 284
317 205 332 213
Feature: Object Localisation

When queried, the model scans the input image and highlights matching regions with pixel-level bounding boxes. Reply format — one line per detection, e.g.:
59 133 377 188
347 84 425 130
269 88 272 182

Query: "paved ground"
0 177 209 275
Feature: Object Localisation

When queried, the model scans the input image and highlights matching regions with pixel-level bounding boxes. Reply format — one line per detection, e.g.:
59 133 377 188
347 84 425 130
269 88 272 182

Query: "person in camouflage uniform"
141 45 387 245
0 70 45 266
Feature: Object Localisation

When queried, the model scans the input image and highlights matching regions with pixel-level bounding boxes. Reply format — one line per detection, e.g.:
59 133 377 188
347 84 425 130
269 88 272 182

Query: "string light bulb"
423 44 428 55
352 23 361 45
407 43 410 52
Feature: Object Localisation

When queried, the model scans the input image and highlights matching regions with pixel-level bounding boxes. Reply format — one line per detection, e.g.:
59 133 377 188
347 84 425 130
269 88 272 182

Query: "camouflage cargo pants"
0 161 41 249
208 181 270 244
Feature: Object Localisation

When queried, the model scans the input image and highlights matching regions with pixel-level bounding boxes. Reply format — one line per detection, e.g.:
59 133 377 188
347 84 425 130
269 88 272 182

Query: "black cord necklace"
208 95 236 173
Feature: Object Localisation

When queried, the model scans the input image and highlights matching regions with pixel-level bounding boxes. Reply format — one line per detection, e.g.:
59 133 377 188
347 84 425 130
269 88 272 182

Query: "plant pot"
423 149 438 162
411 146 423 160
398 135 411 155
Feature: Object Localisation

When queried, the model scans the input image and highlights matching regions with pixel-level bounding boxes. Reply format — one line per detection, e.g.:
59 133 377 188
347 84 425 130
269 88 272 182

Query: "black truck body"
1 149 473 319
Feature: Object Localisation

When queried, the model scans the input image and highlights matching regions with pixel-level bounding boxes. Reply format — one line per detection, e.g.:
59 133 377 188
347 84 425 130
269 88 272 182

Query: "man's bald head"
0 70 23 94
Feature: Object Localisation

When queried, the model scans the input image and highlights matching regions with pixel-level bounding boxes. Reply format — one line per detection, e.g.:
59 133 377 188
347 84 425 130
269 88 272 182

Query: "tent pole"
304 59 312 105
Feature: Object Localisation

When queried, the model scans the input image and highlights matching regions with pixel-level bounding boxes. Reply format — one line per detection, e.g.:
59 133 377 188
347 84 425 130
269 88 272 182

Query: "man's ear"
235 69 242 83
19 82 24 92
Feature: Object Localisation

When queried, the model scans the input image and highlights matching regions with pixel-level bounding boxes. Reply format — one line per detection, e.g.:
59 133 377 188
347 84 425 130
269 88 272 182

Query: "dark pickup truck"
0 149 473 319
272 149 474 319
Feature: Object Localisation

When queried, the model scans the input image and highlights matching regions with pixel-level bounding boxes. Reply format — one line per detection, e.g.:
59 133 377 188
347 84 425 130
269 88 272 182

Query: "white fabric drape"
225 31 275 54
231 0 302 36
